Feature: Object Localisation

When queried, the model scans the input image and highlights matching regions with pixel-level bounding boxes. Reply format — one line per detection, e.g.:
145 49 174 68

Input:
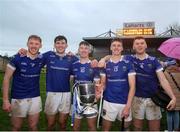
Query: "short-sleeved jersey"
8 54 44 99
43 51 78 92
126 55 163 98
71 60 100 83
103 56 136 104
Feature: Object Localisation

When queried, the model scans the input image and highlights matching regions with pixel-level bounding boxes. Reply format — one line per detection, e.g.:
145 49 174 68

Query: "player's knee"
88 126 96 131
29 122 38 131
12 124 22 131
47 122 55 130
102 124 111 131
59 120 66 130
133 125 142 131
87 123 96 131
133 119 143 131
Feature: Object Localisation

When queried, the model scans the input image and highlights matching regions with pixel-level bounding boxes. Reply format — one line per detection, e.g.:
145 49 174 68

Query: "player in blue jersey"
130 36 176 131
2 35 44 131
98 38 136 131
71 41 100 131
43 35 78 130
98 36 176 131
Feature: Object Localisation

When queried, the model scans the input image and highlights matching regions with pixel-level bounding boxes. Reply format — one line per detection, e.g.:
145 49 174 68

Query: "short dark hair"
54 35 67 43
28 35 42 43
133 36 146 43
79 41 91 47
111 38 122 44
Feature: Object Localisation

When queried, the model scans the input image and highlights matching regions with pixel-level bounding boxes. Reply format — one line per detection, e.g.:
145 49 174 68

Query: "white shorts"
132 96 162 120
102 100 132 122
44 92 71 115
11 96 42 117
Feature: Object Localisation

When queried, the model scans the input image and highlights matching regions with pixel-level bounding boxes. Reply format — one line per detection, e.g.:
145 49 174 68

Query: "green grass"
0 72 167 131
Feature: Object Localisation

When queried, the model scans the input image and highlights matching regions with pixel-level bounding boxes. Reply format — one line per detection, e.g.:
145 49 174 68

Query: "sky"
0 0 180 56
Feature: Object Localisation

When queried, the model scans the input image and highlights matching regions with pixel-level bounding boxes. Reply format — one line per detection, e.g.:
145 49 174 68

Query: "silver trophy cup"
77 82 97 117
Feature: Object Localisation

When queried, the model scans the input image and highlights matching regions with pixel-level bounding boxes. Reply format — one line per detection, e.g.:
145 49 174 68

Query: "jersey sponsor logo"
50 54 55 57
80 67 85 73
122 66 127 71
21 62 27 66
30 63 35 67
139 63 144 69
114 66 118 72
20 69 26 72
147 63 153 69
50 61 55 64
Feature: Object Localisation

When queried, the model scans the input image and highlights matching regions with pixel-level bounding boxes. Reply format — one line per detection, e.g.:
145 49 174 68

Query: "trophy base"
83 106 97 118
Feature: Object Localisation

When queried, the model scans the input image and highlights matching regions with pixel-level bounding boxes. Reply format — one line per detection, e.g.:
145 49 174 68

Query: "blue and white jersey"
8 54 44 99
43 51 78 92
126 54 163 98
71 60 100 83
103 56 136 104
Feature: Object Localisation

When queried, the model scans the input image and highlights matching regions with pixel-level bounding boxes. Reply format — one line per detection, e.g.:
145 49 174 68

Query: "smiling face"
110 40 123 56
133 38 147 54
54 39 67 54
78 44 91 59
27 38 42 55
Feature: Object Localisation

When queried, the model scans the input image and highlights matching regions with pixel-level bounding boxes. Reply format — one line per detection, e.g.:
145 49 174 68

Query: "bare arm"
90 59 98 68
100 75 106 90
98 55 111 68
121 74 136 118
2 65 15 112
95 75 106 100
126 74 136 107
18 48 27 56
156 71 176 110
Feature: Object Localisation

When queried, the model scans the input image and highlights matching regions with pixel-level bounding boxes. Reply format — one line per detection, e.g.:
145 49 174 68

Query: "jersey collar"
79 59 91 64
26 53 39 60
110 55 124 63
55 52 66 57
135 54 149 60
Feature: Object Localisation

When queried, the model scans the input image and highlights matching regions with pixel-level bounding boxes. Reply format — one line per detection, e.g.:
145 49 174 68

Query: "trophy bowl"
76 82 97 116
78 83 95 104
